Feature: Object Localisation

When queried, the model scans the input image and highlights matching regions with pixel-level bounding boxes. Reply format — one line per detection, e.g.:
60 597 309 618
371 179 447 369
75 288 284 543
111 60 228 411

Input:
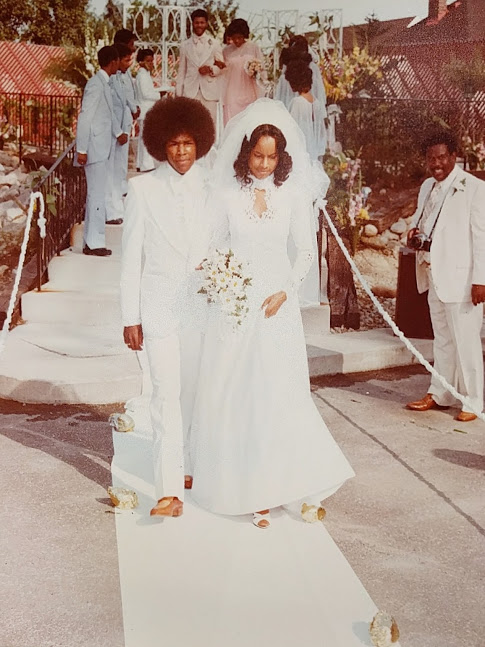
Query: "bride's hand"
195 259 207 271
261 291 287 318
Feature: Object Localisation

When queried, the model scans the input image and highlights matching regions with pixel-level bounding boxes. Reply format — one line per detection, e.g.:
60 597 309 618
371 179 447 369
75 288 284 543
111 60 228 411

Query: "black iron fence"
34 142 86 290
0 92 81 159
335 97 485 184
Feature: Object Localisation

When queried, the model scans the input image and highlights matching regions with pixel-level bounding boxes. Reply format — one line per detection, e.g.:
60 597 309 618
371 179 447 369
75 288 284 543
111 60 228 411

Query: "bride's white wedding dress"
190 174 354 516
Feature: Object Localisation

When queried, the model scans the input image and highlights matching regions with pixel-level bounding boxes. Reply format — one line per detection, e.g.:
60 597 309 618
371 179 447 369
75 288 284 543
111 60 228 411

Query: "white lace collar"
250 174 275 190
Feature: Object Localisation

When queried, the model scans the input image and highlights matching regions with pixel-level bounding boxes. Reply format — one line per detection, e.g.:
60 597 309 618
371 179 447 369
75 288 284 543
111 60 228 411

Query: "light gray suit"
106 72 130 221
411 166 485 412
176 33 224 125
75 70 121 248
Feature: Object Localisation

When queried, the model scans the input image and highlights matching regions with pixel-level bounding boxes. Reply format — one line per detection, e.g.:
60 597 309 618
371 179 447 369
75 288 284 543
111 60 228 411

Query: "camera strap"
415 182 452 244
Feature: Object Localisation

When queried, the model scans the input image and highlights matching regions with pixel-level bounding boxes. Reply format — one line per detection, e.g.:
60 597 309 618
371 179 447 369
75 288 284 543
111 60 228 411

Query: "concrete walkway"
2 366 483 647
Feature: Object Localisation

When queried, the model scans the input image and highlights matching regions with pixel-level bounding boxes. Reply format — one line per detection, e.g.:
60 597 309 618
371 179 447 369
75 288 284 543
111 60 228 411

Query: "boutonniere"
208 37 213 46
452 177 466 196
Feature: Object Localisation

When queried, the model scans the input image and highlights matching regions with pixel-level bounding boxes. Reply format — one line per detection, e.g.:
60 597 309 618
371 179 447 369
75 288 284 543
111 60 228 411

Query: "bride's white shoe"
301 503 326 523
252 511 271 529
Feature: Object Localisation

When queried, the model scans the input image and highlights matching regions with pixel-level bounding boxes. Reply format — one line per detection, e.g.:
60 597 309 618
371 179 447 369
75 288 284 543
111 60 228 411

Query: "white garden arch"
123 3 343 92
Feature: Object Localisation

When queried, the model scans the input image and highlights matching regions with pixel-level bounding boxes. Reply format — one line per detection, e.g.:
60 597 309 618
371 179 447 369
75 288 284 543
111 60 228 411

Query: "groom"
120 97 215 517
175 9 224 127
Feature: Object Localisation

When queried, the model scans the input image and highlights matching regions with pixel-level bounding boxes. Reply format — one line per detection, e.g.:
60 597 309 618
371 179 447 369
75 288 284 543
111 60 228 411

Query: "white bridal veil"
212 97 314 191
211 98 325 307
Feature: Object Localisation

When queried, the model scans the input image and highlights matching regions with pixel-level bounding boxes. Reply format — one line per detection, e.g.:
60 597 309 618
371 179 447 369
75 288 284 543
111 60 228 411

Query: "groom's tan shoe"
150 497 183 517
406 393 447 411
456 411 478 422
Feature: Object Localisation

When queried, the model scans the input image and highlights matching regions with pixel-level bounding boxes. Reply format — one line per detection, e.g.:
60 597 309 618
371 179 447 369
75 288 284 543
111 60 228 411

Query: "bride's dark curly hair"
233 124 293 187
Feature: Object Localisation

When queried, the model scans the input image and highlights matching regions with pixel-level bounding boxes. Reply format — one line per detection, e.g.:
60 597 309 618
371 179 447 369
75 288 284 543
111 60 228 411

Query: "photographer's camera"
407 232 431 252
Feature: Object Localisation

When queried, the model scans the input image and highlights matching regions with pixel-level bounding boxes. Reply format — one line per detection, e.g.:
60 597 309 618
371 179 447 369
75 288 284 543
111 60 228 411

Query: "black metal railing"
0 92 81 159
34 142 86 290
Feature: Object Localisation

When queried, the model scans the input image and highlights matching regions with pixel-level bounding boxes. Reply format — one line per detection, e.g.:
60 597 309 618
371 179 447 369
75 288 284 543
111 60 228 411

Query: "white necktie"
420 182 442 235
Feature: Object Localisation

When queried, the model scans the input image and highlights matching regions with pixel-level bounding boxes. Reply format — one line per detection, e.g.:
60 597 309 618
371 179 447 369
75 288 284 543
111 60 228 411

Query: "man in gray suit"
76 46 127 256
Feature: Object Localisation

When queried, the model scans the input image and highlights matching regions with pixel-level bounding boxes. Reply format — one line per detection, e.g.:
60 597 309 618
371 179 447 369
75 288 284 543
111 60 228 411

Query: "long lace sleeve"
287 192 316 294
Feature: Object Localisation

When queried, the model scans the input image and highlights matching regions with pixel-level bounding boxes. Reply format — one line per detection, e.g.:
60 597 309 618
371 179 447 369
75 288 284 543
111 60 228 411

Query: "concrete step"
21 283 121 326
301 304 330 336
47 249 121 290
71 222 123 255
0 323 142 404
305 325 485 377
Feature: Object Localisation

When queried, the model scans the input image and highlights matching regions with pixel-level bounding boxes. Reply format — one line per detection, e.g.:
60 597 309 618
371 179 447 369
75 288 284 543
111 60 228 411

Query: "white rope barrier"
0 191 45 355
318 198 485 423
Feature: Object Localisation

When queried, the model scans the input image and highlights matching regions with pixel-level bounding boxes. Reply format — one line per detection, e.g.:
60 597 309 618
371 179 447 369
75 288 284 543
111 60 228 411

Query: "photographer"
406 130 485 422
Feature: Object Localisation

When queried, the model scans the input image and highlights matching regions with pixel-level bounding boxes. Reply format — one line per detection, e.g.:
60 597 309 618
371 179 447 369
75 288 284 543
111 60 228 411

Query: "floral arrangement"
323 151 371 254
461 134 485 170
198 249 252 328
320 46 383 103
244 59 264 81
369 610 400 647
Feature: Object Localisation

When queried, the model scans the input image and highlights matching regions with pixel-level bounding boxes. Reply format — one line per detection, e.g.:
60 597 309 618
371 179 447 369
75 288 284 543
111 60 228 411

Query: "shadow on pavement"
0 399 124 489
434 448 485 471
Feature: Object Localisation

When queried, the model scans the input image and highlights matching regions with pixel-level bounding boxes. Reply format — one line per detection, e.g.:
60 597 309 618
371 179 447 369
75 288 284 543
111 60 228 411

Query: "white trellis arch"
123 3 343 92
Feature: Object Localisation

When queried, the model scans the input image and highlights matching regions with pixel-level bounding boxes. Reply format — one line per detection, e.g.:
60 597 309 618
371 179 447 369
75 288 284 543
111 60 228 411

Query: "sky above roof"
89 1 450 26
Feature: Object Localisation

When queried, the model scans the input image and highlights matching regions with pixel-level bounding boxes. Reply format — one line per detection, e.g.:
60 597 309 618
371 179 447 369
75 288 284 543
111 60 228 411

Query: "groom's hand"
471 284 485 305
261 291 287 318
124 324 144 351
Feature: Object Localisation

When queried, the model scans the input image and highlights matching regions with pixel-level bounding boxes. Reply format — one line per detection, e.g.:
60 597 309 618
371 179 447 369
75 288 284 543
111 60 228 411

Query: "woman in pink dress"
222 18 265 126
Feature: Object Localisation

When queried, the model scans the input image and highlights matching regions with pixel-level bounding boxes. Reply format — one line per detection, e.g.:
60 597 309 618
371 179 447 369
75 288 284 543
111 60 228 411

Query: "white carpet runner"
111 352 395 647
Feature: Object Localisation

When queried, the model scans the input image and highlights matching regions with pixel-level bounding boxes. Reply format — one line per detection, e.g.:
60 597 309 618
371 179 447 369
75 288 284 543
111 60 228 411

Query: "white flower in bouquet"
244 58 263 80
198 249 252 328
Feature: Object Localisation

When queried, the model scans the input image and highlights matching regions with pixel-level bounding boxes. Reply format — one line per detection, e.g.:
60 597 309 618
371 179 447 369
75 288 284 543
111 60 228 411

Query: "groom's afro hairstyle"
143 96 215 161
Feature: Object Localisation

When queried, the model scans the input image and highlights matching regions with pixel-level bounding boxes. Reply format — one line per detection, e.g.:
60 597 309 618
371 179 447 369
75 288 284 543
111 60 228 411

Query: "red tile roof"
0 41 79 96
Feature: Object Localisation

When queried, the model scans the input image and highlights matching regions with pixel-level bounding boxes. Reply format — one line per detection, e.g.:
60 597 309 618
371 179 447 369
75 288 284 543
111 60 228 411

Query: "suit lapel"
98 71 114 113
434 168 468 236
114 73 125 104
185 39 201 67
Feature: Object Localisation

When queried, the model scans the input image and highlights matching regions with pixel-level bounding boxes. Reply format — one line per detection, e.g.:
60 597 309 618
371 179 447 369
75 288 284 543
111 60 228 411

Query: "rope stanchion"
318 198 485 423
0 191 45 355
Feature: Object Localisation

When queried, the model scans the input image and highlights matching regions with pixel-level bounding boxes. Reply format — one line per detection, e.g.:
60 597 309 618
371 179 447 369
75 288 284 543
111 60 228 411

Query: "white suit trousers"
83 160 108 249
145 330 202 501
194 90 218 126
106 140 129 221
136 119 155 172
427 276 484 413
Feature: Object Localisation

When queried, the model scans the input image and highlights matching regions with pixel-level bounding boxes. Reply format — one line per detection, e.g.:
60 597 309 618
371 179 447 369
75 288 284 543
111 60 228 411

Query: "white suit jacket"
175 34 224 101
75 71 119 163
122 69 138 113
110 72 130 134
120 162 211 338
135 68 160 119
411 167 485 302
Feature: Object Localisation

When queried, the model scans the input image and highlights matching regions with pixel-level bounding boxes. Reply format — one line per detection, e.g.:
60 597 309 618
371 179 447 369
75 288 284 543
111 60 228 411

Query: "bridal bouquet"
244 58 263 80
198 249 252 328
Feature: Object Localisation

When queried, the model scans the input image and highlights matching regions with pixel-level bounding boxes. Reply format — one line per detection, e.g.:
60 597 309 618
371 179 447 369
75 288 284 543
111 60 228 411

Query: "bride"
190 99 354 528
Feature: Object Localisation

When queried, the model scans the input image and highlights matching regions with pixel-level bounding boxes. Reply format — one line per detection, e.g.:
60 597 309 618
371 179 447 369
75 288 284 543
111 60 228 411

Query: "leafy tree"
353 13 391 54
0 0 92 46
203 0 239 40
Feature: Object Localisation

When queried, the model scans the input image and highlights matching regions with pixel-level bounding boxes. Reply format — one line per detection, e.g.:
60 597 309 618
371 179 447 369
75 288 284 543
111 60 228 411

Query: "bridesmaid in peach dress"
222 18 265 126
